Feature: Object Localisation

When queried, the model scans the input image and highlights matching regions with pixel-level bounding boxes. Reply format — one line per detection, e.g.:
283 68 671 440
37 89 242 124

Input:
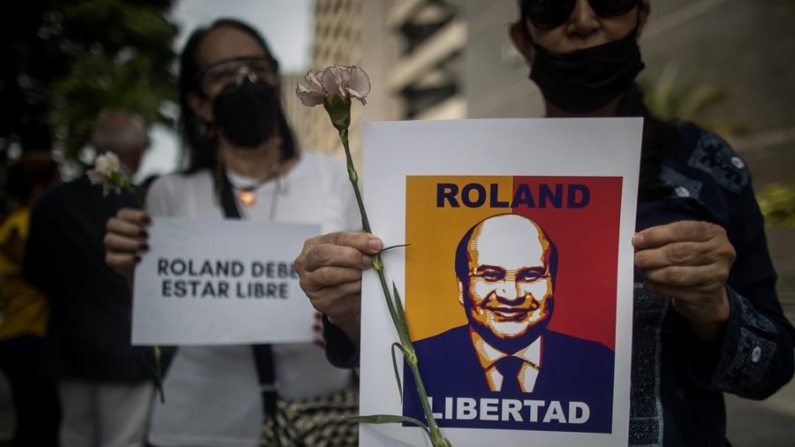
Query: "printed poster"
360 118 642 447
132 218 319 345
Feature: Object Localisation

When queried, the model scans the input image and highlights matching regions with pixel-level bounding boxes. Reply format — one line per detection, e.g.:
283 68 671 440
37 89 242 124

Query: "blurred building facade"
281 0 365 160
291 0 470 168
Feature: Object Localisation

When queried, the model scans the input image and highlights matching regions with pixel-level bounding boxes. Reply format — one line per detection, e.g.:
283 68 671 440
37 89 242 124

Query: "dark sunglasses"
522 0 639 28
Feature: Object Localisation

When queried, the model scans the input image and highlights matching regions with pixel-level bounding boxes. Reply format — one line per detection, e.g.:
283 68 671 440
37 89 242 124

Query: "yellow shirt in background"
0 208 48 339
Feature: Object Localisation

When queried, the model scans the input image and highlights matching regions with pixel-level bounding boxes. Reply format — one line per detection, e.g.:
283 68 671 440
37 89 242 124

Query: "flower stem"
128 187 166 404
154 346 165 403
339 129 371 234
336 128 448 447
407 350 441 435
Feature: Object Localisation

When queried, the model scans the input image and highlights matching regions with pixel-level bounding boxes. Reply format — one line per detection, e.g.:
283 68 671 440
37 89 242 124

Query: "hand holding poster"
360 118 642 447
132 218 320 345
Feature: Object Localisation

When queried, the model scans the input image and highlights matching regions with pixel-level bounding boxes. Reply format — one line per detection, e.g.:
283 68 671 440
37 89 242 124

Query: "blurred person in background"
104 19 359 447
24 110 155 447
0 152 61 447
293 1 795 446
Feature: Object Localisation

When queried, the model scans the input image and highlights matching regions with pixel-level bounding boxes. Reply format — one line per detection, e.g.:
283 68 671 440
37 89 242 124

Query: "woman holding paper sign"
104 19 359 447
294 0 795 446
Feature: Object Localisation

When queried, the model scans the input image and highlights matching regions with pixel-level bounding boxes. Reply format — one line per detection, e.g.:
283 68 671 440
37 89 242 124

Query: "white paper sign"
132 218 319 345
360 118 642 447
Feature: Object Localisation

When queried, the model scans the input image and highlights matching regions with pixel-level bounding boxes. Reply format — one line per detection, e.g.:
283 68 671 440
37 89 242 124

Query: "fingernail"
139 243 150 252
140 229 149 238
134 256 142 264
141 214 152 224
368 238 383 252
632 233 643 246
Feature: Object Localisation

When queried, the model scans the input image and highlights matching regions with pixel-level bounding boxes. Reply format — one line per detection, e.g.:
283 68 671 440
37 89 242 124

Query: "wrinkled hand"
104 208 151 285
633 221 735 342
294 232 382 345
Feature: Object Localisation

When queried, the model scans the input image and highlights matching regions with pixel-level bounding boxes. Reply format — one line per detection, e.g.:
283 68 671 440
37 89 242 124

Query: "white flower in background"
85 150 161 401
86 152 127 197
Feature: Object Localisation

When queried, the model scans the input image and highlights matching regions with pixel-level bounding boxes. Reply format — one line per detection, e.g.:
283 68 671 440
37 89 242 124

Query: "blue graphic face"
459 215 555 340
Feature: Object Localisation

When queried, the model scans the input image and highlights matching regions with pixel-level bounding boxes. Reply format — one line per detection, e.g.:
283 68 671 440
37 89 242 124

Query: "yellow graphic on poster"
405 175 513 341
402 174 622 433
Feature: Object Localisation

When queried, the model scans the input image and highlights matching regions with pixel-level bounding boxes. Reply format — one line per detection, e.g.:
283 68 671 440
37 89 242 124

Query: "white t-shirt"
146 151 359 447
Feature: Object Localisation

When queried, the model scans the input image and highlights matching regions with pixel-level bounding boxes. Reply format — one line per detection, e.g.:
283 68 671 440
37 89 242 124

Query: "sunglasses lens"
590 0 638 17
525 0 575 28
524 0 637 27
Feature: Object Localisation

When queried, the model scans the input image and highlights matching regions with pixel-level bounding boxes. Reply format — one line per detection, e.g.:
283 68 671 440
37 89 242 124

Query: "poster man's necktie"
496 356 525 394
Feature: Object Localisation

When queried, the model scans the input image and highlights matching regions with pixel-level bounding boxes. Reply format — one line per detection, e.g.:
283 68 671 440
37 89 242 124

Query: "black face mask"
212 77 281 148
529 29 645 113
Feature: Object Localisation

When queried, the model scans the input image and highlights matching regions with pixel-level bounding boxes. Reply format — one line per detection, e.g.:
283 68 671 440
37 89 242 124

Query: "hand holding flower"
295 232 383 345
105 208 151 284
89 152 164 403
296 66 451 447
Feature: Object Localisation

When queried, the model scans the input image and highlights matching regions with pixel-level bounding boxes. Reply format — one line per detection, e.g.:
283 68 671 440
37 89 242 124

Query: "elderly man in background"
24 110 155 447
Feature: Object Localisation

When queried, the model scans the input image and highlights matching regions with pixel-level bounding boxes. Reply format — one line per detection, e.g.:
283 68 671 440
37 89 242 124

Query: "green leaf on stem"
392 281 406 327
108 170 127 187
379 243 410 254
372 253 383 273
153 345 165 403
391 342 404 400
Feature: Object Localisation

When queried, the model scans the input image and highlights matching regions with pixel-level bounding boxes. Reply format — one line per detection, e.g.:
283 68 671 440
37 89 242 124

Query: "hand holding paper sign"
633 221 735 342
297 66 452 447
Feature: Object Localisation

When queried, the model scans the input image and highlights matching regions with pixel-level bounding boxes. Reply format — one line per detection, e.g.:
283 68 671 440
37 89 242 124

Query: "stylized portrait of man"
403 214 615 432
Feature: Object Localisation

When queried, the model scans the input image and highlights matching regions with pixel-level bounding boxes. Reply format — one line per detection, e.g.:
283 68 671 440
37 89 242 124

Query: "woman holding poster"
294 1 795 447
105 19 359 447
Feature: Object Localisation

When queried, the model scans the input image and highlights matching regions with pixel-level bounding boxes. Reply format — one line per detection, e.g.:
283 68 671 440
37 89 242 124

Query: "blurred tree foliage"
757 183 795 228
0 0 178 162
638 64 747 142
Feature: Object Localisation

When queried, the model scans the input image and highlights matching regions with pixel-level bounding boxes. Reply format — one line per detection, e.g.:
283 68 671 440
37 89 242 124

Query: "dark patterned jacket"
24 176 155 382
323 123 795 447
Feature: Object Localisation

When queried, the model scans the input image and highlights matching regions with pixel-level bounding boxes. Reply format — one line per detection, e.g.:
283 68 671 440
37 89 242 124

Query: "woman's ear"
636 0 651 38
509 21 535 66
187 91 213 123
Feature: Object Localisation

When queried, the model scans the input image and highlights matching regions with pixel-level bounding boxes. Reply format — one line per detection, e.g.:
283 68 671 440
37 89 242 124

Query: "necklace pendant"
238 189 257 207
